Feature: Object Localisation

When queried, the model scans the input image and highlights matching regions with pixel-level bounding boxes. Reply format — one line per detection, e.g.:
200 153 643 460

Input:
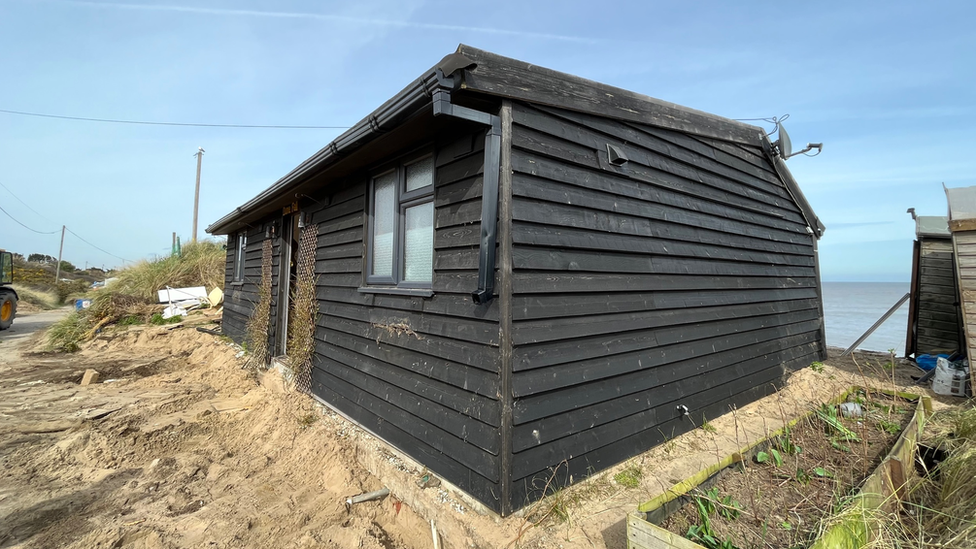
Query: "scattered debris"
345 488 391 510
416 471 441 489
80 369 100 386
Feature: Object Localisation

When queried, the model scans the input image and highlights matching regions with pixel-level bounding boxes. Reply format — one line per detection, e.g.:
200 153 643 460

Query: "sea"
822 282 911 354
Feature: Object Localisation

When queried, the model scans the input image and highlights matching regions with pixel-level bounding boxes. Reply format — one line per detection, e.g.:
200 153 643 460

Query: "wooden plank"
511 154 809 238
512 339 819 443
309 371 503 513
310 366 499 480
511 197 814 254
316 225 363 248
435 175 483 207
512 272 815 294
512 318 822 395
691 135 775 174
513 289 819 322
314 354 500 452
522 104 788 198
318 211 364 235
314 257 363 274
458 45 762 144
436 199 483 229
317 285 499 321
322 300 500 346
512 246 816 277
435 224 481 249
514 308 820 372
918 308 960 324
628 513 706 549
314 339 500 426
512 223 814 268
315 241 362 261
509 372 787 490
512 124 805 223
950 218 976 232
921 241 953 253
512 296 820 344
317 315 500 374
310 193 364 225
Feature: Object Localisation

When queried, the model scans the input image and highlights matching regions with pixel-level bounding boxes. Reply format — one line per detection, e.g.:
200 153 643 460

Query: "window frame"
232 231 247 283
365 152 435 291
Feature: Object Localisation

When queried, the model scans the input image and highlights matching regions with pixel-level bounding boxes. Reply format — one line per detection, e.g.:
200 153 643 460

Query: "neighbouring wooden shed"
947 186 976 389
206 45 827 515
905 215 962 357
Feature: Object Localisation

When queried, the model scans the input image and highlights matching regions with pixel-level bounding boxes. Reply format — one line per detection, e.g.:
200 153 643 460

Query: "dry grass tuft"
10 284 60 310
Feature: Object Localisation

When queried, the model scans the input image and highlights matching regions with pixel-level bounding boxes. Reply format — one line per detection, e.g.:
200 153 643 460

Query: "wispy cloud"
37 0 602 44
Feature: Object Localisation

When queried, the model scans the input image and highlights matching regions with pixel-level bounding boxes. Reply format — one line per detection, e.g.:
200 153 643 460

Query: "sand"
0 312 953 549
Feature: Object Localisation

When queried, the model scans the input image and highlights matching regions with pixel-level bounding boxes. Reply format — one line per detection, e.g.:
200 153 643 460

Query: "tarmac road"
0 307 71 360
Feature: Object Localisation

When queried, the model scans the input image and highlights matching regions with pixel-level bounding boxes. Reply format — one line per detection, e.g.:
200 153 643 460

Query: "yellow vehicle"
0 250 16 330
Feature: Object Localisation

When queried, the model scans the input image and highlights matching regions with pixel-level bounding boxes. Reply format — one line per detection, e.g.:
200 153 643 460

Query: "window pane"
235 233 246 281
405 156 433 192
371 173 396 277
403 202 433 283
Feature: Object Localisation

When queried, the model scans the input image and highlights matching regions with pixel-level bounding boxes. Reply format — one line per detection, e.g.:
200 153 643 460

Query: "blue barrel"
75 298 92 311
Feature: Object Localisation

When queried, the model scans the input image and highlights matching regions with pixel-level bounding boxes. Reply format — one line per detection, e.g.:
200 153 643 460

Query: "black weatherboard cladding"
223 225 275 347
506 102 823 509
913 239 961 353
307 130 506 511
211 45 826 516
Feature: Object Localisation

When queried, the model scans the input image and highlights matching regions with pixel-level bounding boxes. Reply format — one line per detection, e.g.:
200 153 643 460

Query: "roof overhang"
208 45 818 237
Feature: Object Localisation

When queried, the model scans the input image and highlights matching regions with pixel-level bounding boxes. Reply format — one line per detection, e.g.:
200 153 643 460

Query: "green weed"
613 465 643 488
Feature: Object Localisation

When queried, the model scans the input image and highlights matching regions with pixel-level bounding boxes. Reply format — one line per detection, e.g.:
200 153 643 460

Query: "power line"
65 227 131 263
0 203 61 234
0 108 352 129
0 180 53 221
0 180 132 262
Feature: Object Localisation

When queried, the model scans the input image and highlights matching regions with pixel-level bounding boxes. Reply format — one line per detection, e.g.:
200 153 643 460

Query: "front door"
274 213 300 356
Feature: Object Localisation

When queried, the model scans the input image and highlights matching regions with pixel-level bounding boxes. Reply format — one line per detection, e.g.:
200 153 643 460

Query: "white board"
157 286 208 303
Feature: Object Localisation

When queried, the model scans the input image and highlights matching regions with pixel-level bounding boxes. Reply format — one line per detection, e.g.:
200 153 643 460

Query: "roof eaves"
206 53 472 235
455 44 764 145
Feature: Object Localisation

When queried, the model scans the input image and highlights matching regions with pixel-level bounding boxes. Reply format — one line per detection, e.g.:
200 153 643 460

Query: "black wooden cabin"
207 45 827 515
905 215 962 357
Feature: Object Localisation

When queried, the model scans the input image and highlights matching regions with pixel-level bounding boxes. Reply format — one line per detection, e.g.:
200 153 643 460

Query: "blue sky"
0 1 972 280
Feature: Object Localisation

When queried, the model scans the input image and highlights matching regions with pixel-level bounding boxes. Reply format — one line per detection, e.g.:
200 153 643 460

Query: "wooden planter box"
627 388 932 549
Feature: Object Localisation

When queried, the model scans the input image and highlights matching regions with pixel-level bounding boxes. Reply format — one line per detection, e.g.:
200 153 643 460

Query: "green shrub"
150 313 183 325
47 312 90 352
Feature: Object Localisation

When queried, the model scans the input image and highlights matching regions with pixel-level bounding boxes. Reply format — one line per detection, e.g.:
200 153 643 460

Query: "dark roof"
208 45 821 236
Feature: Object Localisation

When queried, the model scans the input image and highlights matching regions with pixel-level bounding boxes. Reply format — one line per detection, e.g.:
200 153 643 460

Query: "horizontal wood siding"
309 130 505 512
223 224 272 344
507 102 823 509
953 232 976 367
915 238 960 353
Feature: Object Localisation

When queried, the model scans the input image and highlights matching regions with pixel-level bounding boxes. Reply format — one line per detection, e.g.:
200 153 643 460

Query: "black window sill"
358 287 434 298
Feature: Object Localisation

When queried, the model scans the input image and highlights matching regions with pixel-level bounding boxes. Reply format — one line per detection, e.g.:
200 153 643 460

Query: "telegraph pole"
54 225 65 282
192 147 205 242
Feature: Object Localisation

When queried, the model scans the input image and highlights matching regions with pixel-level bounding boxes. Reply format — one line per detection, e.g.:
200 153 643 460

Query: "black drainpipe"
431 76 502 305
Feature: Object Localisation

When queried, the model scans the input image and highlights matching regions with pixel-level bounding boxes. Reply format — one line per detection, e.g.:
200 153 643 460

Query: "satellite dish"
776 122 793 158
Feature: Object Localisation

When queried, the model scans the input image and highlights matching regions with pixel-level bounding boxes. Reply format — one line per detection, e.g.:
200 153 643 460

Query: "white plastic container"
933 357 969 397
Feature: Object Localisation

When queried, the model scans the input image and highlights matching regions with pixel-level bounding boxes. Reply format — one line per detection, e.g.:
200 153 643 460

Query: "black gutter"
206 54 474 236
430 71 502 304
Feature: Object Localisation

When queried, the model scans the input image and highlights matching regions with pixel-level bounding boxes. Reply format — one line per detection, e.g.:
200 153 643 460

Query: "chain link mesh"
289 222 318 394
